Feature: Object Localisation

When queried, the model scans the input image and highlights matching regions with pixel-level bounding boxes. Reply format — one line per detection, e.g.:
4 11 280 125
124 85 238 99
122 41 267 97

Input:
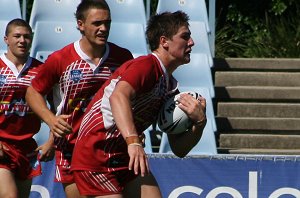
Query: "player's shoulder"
107 42 133 59
131 54 160 69
45 43 75 62
30 57 43 65
107 42 130 53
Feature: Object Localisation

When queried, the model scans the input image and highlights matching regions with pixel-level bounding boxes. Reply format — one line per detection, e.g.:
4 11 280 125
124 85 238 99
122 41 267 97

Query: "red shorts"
73 169 136 196
54 149 74 183
0 138 41 180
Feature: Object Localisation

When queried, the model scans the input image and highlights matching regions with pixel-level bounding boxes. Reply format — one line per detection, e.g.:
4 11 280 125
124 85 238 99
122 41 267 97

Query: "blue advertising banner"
28 153 300 198
30 160 65 198
148 154 300 198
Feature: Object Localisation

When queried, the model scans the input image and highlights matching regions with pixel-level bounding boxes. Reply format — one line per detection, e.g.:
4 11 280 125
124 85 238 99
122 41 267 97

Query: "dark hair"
146 11 190 51
75 0 110 21
5 18 32 36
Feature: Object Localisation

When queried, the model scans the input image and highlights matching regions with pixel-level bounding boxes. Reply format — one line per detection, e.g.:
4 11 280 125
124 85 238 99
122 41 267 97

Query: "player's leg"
16 178 32 198
0 168 18 198
63 182 84 198
123 173 162 198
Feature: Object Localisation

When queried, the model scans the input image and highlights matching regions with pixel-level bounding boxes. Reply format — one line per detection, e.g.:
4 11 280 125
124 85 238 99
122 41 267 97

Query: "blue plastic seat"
0 0 22 21
108 22 149 58
173 53 215 98
30 21 81 62
190 21 213 67
156 0 210 33
33 122 50 146
0 20 9 54
106 0 147 27
159 120 217 155
29 0 81 31
143 128 153 154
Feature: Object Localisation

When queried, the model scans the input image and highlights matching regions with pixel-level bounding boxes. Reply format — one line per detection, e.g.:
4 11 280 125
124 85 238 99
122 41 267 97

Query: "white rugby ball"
157 91 200 134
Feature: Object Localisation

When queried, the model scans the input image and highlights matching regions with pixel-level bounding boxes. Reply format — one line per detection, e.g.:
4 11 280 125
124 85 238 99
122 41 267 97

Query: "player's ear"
160 36 169 48
77 20 84 31
4 36 8 45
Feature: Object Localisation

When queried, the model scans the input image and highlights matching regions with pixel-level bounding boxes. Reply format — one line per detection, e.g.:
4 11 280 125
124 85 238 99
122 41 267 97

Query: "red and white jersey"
31 41 133 147
0 54 42 141
73 54 178 171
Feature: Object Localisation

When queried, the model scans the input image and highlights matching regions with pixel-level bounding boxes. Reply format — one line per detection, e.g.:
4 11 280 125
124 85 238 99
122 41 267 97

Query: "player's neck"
79 39 106 64
5 52 27 71
153 50 178 75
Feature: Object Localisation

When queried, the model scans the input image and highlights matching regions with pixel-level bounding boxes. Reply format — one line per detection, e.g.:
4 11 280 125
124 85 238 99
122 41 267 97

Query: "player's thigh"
63 182 84 198
123 173 162 198
0 168 18 198
16 178 32 198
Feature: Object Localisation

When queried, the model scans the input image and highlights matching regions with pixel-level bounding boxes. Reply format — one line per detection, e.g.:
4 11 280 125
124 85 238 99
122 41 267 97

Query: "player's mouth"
96 34 108 40
18 46 27 51
185 49 192 55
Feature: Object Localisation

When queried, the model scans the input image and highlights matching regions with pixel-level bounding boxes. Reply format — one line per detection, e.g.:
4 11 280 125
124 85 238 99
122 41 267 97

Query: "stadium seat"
143 128 153 154
33 122 50 146
173 53 215 98
156 0 210 33
29 0 81 31
159 121 217 155
0 20 9 54
108 22 149 58
106 0 147 28
190 21 213 67
0 0 22 21
30 21 81 62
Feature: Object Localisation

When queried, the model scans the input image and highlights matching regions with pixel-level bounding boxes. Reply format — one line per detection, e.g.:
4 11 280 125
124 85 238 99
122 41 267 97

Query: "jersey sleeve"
31 54 61 95
120 56 160 94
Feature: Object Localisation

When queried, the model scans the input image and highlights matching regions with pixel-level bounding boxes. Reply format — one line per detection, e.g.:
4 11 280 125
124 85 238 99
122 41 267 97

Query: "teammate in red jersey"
0 18 54 198
71 11 207 197
25 0 133 197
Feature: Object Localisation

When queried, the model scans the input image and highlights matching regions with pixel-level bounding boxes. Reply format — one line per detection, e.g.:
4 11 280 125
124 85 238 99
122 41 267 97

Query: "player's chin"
95 37 108 45
96 39 107 45
183 53 191 63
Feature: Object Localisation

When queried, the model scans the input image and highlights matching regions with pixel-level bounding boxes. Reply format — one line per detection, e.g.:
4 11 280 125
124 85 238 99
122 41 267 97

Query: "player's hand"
0 141 9 159
177 93 206 124
127 144 149 177
49 114 72 137
36 140 55 162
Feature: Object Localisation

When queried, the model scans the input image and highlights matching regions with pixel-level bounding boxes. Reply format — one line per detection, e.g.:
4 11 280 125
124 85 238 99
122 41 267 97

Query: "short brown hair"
146 11 190 51
5 18 32 36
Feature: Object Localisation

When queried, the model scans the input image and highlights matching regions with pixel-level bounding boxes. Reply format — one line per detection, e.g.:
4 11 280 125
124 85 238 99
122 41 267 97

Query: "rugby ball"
157 91 200 134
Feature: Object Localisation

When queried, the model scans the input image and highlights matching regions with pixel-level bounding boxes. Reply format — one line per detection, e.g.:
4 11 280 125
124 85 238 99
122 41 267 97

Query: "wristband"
128 143 143 147
194 118 206 126
125 135 142 145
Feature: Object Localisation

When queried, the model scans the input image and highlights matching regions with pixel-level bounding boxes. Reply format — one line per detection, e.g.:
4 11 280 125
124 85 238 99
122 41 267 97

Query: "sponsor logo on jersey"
0 98 30 116
0 75 7 86
70 69 83 83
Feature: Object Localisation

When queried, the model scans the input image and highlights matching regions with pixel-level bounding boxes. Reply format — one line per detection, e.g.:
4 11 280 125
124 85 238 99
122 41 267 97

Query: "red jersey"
31 41 133 148
72 54 178 172
0 54 42 141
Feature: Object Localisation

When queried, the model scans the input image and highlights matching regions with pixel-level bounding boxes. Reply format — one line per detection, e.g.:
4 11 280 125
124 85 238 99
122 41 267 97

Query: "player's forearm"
168 119 206 158
110 91 137 138
26 86 56 126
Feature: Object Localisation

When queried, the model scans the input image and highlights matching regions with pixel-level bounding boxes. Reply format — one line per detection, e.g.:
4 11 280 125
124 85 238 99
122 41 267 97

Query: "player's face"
4 25 32 58
167 26 194 65
78 8 111 46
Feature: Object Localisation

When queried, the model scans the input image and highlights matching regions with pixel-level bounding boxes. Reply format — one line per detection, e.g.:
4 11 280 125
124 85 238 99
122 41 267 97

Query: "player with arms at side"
25 0 133 197
0 18 54 198
71 11 207 197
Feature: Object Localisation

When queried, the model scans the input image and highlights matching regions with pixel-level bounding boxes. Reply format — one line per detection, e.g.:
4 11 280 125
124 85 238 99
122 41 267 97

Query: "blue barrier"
30 160 65 198
149 154 300 198
30 154 300 198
